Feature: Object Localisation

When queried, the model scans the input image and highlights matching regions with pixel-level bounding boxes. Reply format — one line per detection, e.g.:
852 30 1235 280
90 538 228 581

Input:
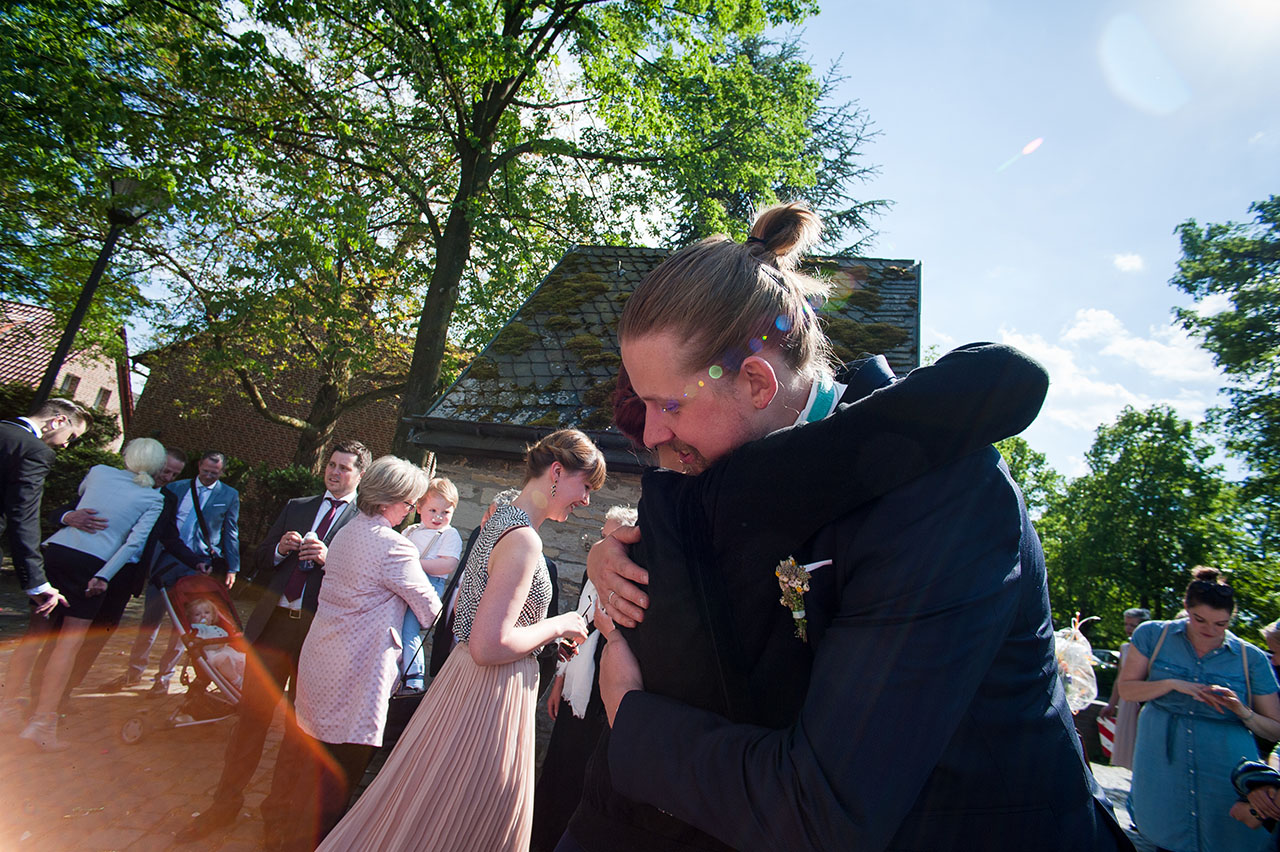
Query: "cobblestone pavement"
2 581 1153 851
0 593 291 852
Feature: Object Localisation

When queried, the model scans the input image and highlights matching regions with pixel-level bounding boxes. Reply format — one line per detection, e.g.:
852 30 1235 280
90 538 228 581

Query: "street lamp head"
108 176 171 226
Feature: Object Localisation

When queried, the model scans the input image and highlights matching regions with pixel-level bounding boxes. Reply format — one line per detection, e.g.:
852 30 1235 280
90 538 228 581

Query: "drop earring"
551 477 558 497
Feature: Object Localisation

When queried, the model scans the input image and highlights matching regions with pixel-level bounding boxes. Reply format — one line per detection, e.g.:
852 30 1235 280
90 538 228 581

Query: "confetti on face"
698 380 705 387
708 365 723 379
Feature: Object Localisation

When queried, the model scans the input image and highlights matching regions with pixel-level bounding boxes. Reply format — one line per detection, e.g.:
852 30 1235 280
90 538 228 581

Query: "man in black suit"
0 398 89 730
177 440 370 843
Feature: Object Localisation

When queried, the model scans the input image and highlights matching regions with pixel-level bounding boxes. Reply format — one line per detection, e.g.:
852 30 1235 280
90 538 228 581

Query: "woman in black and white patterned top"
320 429 605 852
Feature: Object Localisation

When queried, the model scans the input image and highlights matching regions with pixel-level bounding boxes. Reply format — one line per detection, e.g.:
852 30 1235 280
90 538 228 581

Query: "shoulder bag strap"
1242 639 1253 707
1148 621 1174 667
189 479 214 556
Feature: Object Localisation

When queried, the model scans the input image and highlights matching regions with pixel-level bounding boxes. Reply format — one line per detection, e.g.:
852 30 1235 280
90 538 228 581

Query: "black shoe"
146 680 169 699
176 801 240 843
102 674 142 693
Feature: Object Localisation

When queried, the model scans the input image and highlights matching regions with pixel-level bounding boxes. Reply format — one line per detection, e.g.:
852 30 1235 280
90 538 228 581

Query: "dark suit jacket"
0 420 56 591
242 495 358 644
152 478 241 585
538 557 561 696
573 345 1128 852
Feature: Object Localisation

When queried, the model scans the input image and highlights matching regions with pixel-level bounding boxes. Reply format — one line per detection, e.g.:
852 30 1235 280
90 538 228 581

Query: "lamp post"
32 177 167 407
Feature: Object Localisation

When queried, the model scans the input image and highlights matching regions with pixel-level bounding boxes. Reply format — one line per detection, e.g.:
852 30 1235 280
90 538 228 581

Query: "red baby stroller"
120 574 246 744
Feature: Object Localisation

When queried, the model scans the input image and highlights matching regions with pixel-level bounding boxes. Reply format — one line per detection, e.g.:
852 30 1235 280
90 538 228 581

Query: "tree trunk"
392 152 485 462
291 358 350 473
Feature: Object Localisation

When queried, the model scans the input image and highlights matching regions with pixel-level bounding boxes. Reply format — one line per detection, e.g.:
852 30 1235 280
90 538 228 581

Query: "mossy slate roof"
408 245 920 468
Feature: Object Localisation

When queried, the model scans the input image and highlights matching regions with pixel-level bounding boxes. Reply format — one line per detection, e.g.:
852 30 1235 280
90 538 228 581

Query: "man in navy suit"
120 450 241 695
559 212 1131 852
178 440 369 844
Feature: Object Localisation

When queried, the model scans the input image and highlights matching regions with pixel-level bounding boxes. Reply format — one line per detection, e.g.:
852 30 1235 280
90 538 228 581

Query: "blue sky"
801 0 1280 477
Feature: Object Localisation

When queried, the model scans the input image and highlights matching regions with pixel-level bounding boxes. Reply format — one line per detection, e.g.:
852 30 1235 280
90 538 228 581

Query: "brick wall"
128 343 399 469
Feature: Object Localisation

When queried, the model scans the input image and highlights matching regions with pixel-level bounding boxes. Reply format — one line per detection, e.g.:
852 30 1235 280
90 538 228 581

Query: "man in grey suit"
177 440 369 844
118 450 241 695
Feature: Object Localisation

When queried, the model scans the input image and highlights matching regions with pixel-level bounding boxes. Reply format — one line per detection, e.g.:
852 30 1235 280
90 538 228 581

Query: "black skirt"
42 542 108 620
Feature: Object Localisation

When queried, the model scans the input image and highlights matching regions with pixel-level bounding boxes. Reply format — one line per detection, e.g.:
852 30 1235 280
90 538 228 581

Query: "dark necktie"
282 497 342 603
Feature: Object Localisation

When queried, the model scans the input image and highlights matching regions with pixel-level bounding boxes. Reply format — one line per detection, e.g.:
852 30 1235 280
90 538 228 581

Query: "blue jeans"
401 575 446 687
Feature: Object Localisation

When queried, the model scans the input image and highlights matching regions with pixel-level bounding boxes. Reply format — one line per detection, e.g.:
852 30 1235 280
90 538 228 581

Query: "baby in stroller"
185 597 245 689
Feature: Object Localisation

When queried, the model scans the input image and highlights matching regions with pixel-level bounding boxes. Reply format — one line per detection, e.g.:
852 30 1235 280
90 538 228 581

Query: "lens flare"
708 365 723 379
997 137 1045 173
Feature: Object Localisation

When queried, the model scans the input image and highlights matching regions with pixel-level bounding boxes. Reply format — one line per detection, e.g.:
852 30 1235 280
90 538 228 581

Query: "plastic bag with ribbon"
1054 612 1100 714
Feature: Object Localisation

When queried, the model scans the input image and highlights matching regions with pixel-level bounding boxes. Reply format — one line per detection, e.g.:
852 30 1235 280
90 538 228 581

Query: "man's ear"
738 355 779 411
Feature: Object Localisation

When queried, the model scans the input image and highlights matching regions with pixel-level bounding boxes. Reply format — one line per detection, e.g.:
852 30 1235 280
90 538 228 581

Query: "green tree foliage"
995 435 1063 518
178 0 886 459
0 0 241 357
1172 196 1280 498
6 1 884 468
1037 406 1240 647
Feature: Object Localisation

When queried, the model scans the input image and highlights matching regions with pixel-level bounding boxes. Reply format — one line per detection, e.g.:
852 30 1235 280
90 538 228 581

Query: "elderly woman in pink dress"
267 455 441 851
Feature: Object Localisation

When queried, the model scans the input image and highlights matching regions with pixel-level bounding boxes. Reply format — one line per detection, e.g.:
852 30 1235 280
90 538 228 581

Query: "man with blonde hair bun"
563 201 1132 852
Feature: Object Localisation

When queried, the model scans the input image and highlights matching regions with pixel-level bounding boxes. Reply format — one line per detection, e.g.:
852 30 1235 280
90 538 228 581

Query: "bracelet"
1243 708 1257 722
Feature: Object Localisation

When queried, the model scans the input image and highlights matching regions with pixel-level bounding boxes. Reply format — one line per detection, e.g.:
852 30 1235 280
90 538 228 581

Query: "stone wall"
431 451 642 605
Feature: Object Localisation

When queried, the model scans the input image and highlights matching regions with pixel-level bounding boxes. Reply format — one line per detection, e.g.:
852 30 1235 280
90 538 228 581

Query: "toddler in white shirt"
398 477 463 692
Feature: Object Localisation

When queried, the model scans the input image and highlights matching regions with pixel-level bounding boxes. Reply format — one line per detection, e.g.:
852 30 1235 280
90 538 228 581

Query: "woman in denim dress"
1121 567 1280 852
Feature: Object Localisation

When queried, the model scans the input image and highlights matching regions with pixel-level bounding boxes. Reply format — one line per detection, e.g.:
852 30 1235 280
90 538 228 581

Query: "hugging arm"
609 475 1026 850
704 341 1048 554
95 496 164 582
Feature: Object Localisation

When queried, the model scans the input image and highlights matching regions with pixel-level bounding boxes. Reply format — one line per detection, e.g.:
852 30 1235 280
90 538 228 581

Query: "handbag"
384 634 428 748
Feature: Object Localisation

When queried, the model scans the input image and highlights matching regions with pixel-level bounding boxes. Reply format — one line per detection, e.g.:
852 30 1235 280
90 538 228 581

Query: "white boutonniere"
775 556 810 642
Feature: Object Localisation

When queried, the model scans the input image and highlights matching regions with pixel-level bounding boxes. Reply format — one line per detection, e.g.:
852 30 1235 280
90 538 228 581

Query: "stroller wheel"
121 715 146 745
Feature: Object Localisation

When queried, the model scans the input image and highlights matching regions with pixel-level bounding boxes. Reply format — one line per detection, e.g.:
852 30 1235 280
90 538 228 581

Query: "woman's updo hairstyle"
122 438 168 488
618 202 836 379
524 428 607 490
1184 565 1235 613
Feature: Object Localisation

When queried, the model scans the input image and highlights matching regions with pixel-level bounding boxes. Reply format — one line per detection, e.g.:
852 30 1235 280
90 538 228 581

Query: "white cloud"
999 328 1145 431
1249 131 1266 145
1113 253 1145 273
996 311 1224 476
1062 308 1126 343
1194 292 1232 317
1060 308 1219 382
923 325 957 348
